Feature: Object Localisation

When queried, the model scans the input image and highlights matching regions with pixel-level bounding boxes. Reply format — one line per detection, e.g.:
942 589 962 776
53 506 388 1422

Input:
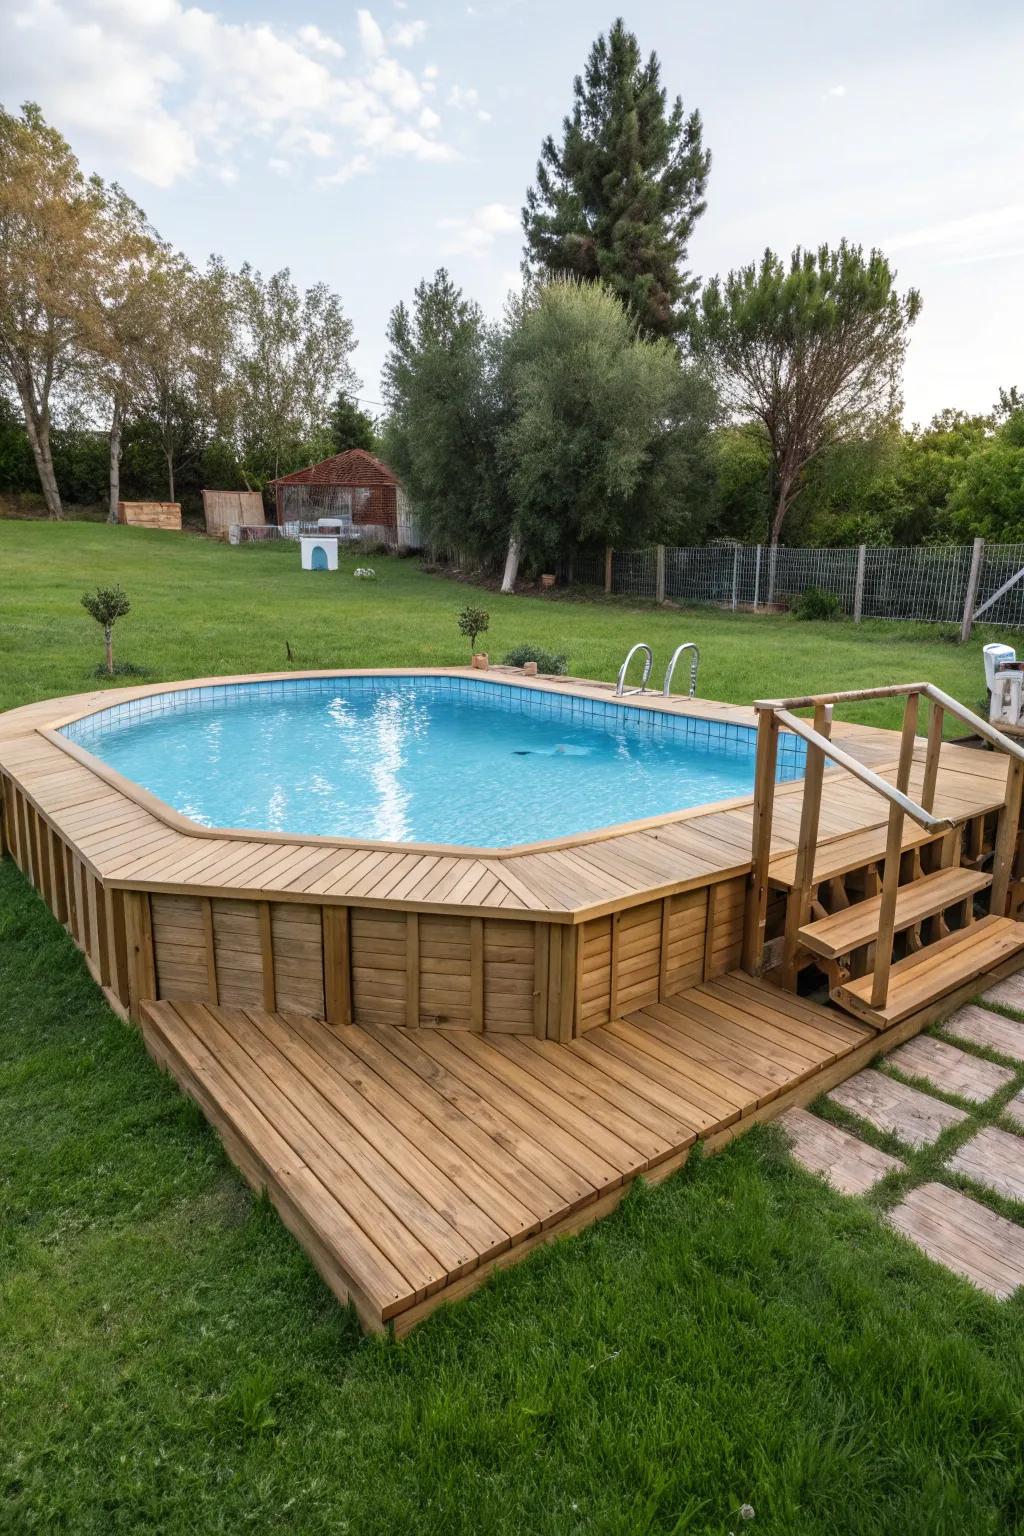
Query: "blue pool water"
62 676 805 848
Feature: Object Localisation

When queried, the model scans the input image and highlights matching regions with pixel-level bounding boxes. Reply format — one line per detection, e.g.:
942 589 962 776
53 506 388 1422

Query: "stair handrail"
742 680 1024 1011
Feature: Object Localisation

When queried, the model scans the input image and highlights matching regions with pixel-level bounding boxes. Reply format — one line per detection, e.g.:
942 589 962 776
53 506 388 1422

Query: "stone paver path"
980 973 1024 1012
948 1126 1024 1204
942 1004 1024 1062
888 1183 1024 1299
887 1035 1013 1104
828 1069 968 1149
779 1106 905 1194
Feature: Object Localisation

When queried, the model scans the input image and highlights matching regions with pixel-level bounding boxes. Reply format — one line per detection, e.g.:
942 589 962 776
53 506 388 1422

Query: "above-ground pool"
60 675 805 848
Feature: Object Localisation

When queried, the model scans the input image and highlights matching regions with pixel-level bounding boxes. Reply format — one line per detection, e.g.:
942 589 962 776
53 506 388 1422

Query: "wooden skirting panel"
576 876 746 1032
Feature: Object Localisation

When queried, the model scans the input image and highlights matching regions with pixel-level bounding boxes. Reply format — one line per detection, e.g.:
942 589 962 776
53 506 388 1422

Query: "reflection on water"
78 683 786 848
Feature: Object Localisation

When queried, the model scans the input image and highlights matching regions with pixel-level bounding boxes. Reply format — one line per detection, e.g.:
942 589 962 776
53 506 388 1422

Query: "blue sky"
3 0 1023 424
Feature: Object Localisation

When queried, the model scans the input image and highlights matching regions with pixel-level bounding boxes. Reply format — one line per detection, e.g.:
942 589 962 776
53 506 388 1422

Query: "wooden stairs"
745 682 1024 1032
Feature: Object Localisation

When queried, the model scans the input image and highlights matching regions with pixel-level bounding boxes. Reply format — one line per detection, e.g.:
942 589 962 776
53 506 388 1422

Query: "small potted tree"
457 606 490 669
82 584 132 676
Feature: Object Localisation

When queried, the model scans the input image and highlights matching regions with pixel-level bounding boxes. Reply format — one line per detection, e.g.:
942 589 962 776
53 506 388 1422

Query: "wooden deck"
6 666 1024 1330
140 972 875 1332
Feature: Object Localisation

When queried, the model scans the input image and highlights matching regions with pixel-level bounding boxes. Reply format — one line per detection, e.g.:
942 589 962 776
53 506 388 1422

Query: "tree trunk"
16 379 63 519
770 466 799 545
104 625 113 675
108 401 123 524
500 533 521 594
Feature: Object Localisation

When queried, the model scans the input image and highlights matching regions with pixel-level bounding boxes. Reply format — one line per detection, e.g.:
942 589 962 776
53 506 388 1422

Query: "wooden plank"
124 890 157 1017
779 1106 905 1194
887 1035 1013 1103
827 1068 967 1147
470 917 484 1032
888 1183 1024 1299
405 912 420 1029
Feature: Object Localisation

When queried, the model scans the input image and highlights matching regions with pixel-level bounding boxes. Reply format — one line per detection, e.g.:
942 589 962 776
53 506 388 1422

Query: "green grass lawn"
3 522 1024 1535
0 520 998 727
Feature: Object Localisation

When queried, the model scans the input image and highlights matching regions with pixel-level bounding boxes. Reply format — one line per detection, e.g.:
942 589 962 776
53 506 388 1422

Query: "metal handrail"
615 643 653 696
663 642 700 698
774 709 953 832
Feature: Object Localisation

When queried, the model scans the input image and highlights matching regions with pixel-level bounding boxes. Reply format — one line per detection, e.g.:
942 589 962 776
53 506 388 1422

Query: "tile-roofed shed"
268 449 403 529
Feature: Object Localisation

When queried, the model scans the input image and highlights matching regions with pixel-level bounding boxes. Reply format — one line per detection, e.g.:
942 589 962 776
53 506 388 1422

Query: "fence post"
604 546 613 595
960 537 985 644
753 545 761 611
767 543 778 608
655 545 666 605
731 545 739 610
853 544 866 624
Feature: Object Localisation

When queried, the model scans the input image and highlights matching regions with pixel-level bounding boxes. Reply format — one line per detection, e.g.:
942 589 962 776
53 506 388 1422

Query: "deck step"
769 821 942 890
833 915 1024 1027
798 866 991 960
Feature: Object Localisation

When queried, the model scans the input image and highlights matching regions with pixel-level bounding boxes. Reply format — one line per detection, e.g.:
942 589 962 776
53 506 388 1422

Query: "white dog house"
300 534 338 572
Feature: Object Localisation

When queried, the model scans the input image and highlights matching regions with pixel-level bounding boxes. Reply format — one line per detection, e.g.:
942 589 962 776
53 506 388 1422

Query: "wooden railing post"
780 702 832 987
742 709 780 973
991 757 1024 915
920 700 944 814
870 691 920 1009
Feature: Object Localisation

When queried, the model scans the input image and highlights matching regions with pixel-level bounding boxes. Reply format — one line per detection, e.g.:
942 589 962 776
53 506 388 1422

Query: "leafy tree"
522 19 710 338
329 392 378 456
382 269 514 563
0 102 108 517
91 184 173 520
499 278 715 579
230 265 358 484
131 254 235 501
943 409 1024 542
693 242 921 543
81 583 130 674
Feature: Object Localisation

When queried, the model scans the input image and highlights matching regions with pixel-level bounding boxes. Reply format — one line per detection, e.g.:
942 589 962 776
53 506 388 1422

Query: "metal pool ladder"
615 642 653 695
663 642 700 698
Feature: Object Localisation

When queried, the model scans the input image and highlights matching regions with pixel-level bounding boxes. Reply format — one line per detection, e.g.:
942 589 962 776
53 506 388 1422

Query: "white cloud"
356 8 386 58
390 18 427 47
418 106 440 131
297 24 345 59
825 83 847 98
884 204 1024 256
267 157 291 175
447 83 480 110
423 62 439 78
438 201 518 256
0 0 452 187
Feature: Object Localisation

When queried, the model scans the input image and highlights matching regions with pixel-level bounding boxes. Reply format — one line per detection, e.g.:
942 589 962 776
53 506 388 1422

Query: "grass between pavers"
5 524 1024 1531
812 1015 1024 1229
4 867 1024 1536
0 520 1003 728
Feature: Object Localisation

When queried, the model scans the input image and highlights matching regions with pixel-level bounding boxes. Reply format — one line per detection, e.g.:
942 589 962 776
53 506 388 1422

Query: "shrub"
457 605 489 653
504 643 568 675
794 586 842 622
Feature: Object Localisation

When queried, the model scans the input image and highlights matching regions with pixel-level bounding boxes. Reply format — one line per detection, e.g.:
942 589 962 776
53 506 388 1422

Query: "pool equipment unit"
300 535 338 572
984 642 1024 727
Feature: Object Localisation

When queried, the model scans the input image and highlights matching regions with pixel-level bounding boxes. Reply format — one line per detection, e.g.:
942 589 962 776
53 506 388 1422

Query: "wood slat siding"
575 876 746 1031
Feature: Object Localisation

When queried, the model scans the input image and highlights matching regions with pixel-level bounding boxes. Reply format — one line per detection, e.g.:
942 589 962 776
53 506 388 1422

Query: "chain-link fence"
555 540 1024 634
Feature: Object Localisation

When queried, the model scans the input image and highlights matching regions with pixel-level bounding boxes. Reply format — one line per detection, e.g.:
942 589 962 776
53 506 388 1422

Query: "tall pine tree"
522 19 710 338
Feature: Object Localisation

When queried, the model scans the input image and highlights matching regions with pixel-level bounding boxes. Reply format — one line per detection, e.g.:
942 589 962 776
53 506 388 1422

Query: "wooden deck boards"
140 971 874 1332
0 670 1006 921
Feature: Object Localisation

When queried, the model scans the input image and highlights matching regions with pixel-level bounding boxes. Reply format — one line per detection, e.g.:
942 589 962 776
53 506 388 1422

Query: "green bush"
503 643 568 675
794 586 842 622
